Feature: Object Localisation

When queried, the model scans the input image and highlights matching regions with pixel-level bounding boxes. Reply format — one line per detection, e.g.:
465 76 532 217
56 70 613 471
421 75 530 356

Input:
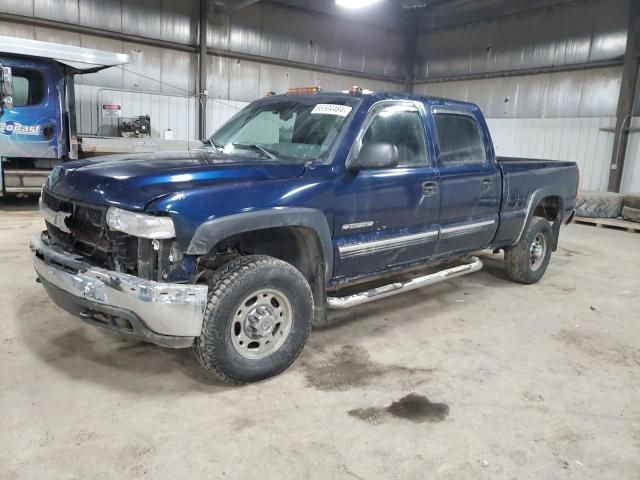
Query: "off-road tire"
621 205 640 223
504 217 553 284
193 255 313 384
575 191 623 218
623 194 640 210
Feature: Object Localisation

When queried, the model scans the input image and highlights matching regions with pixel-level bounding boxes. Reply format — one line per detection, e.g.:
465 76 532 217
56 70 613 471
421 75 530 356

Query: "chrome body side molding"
338 230 438 258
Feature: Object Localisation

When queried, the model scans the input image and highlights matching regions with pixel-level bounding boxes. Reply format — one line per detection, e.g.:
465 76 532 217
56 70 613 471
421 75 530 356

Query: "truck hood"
45 150 306 210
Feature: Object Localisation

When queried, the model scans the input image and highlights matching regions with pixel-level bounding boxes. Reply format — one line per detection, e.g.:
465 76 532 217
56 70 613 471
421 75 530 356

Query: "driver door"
333 101 441 280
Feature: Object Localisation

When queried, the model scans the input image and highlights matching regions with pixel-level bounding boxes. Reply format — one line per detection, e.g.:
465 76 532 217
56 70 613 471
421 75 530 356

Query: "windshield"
207 96 360 164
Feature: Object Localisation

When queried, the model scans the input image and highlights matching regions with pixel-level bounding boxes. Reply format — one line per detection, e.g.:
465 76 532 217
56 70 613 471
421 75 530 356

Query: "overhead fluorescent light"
336 0 383 9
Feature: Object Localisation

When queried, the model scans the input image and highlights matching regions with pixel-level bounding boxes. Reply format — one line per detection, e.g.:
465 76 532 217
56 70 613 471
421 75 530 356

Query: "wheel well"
533 195 562 222
532 195 563 251
202 226 328 322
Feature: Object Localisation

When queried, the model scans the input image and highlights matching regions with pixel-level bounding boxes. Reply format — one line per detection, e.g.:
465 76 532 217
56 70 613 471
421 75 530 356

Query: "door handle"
480 178 492 190
422 181 438 196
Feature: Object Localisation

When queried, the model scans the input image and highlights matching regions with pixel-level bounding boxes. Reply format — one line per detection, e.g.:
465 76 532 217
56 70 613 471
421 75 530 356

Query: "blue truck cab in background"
0 36 129 195
30 88 579 383
0 53 79 194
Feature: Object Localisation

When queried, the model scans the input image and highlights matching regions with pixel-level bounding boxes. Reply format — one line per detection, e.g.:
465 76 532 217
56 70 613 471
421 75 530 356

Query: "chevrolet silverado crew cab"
31 89 578 383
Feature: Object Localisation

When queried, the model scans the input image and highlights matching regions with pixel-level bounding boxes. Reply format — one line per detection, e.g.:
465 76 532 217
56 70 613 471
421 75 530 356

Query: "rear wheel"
194 255 313 384
504 217 553 284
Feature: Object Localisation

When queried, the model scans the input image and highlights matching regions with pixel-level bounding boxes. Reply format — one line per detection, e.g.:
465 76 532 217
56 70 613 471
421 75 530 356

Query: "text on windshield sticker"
311 104 353 117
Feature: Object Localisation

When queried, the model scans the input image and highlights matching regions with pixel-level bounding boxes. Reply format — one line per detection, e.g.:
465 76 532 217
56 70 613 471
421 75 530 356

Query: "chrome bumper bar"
30 235 208 340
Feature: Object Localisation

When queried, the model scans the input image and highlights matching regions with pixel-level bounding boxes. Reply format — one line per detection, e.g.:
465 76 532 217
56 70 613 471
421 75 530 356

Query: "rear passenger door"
431 106 500 255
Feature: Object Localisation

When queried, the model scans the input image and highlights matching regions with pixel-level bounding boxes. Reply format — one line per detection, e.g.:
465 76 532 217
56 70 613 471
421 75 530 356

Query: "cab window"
11 69 45 107
361 105 428 167
434 113 487 166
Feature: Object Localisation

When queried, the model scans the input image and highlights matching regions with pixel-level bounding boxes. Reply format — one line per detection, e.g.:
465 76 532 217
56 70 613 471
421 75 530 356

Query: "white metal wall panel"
78 0 122 32
34 0 79 24
487 117 616 191
210 3 405 79
0 20 35 38
122 0 161 40
33 26 80 46
161 0 197 45
419 66 623 118
206 55 402 104
207 99 248 134
75 84 100 136
75 85 198 141
207 55 231 100
228 4 263 56
588 0 628 62
160 49 196 95
0 0 34 16
414 0 628 81
621 117 640 194
228 60 261 102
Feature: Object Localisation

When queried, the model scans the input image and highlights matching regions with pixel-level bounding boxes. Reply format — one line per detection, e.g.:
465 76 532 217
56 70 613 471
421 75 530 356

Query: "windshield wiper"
205 138 225 151
232 143 278 161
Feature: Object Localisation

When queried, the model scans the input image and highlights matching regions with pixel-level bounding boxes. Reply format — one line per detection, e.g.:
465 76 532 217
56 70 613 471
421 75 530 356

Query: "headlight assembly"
106 207 175 239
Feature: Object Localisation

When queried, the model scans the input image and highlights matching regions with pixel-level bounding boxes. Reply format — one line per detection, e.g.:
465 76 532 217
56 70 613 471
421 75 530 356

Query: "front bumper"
30 234 208 348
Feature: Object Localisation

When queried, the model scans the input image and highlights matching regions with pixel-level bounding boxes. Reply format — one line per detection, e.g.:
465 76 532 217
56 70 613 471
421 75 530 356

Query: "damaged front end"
32 189 208 347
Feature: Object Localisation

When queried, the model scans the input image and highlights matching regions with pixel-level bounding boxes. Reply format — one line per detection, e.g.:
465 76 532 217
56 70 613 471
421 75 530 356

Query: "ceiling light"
336 0 383 9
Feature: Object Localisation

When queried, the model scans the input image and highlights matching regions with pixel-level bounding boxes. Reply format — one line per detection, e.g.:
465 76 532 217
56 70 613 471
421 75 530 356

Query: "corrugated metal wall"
2 0 639 192
413 0 639 193
207 2 405 80
413 0 628 82
486 117 617 191
0 0 404 140
417 66 623 118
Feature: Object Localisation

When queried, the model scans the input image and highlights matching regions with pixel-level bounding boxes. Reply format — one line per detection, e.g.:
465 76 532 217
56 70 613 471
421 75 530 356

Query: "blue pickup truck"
30 89 578 383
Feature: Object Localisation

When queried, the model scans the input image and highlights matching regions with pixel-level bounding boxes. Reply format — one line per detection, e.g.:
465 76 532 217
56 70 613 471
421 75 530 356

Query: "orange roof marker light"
287 86 322 95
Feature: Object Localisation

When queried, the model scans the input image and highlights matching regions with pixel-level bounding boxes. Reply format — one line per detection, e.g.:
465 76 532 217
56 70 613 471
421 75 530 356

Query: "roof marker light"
287 86 322 95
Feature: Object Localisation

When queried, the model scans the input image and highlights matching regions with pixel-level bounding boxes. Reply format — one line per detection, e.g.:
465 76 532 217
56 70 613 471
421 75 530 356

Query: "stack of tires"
575 191 624 218
575 191 640 222
622 194 640 223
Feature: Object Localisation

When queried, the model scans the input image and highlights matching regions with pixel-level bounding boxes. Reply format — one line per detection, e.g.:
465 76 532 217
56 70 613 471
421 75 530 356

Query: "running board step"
327 256 483 309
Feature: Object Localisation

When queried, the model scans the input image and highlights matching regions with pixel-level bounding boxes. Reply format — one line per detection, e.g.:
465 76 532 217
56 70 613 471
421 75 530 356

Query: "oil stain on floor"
301 344 434 392
349 393 450 425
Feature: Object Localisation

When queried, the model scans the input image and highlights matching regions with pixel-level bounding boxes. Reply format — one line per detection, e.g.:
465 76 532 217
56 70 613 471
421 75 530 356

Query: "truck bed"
492 156 579 248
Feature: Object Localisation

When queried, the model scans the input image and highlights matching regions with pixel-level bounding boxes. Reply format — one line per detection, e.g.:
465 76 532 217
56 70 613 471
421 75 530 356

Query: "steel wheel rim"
230 288 293 360
529 233 546 271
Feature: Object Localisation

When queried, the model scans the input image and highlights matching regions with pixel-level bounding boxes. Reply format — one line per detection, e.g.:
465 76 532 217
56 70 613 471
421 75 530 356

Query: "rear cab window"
432 109 487 166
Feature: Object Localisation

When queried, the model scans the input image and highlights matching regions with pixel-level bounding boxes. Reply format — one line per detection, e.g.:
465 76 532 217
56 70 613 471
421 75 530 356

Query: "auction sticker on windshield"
311 104 353 117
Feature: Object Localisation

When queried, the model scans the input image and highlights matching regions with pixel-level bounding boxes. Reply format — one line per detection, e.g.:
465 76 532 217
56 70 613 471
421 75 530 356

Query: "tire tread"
193 255 312 384
504 217 553 284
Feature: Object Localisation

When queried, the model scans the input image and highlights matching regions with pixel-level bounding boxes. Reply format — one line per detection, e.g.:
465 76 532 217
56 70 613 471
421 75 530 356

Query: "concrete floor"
1 199 639 480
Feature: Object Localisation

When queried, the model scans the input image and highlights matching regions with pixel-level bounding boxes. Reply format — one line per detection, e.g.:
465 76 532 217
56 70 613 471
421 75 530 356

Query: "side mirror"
0 65 13 111
349 142 399 171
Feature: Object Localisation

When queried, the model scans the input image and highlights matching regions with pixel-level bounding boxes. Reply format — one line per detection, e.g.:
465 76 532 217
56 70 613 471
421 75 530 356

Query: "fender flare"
186 208 334 281
513 187 565 246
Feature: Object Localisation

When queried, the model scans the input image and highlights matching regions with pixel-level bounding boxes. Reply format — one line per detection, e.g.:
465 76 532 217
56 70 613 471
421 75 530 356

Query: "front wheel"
503 217 553 284
194 255 313 384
